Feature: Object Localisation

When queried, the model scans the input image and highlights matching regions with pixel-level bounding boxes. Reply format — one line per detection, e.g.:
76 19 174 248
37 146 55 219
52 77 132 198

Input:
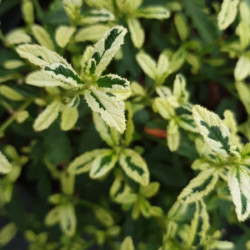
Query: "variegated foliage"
16 26 131 133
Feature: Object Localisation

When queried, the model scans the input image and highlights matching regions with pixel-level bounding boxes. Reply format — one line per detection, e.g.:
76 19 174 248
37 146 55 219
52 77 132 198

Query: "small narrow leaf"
0 85 25 101
85 87 126 133
55 26 76 48
178 169 219 203
121 236 135 250
228 165 250 221
59 203 76 236
173 74 189 104
60 106 79 131
89 149 118 179
127 17 145 49
235 81 250 114
137 6 170 19
234 55 250 81
218 0 239 30
80 9 114 24
31 24 54 50
21 0 34 25
5 29 31 45
119 149 149 186
0 223 17 247
167 119 180 151
0 151 12 174
192 105 232 157
45 206 60 226
33 100 61 131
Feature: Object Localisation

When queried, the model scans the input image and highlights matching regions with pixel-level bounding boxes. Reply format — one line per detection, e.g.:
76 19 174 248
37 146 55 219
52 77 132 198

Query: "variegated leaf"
136 51 157 80
178 169 219 203
123 103 134 146
55 26 76 48
116 0 143 12
0 151 12 174
89 26 127 76
228 165 250 221
31 24 54 50
68 149 106 174
97 74 131 101
59 203 76 236
93 112 120 147
127 17 145 49
60 106 79 131
63 0 82 21
119 149 149 186
75 24 110 42
173 74 189 104
178 114 198 133
192 105 232 157
89 149 118 179
153 98 175 120
84 87 126 133
137 6 170 19
167 119 180 151
33 100 61 131
80 9 114 24
16 44 71 68
241 143 250 166
157 53 169 78
218 0 239 30
234 55 250 81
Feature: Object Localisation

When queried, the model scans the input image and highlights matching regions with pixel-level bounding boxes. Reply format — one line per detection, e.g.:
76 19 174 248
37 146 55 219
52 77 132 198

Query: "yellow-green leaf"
121 236 135 250
137 6 170 19
59 203 76 236
234 55 250 81
5 29 31 45
167 119 180 151
60 106 79 131
0 85 25 101
235 81 250 114
21 0 34 25
55 26 76 48
0 151 12 174
0 223 17 247
127 18 145 49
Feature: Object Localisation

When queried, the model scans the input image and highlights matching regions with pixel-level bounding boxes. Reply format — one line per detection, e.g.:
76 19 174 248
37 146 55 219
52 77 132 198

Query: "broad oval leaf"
127 17 145 49
90 26 127 76
16 44 71 68
218 0 239 30
192 105 232 157
178 169 219 203
119 149 149 186
33 100 61 131
59 203 76 236
89 149 118 179
55 26 76 48
5 29 31 45
0 151 12 174
85 87 126 133
31 24 54 50
60 106 79 131
228 165 250 221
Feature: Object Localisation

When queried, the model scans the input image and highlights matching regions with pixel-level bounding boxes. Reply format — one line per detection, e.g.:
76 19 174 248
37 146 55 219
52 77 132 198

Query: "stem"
32 0 43 21
0 99 32 136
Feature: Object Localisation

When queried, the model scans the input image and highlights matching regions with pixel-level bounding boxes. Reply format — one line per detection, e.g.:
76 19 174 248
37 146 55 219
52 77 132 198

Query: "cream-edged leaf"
75 24 110 42
31 24 54 50
192 105 232 157
89 26 127 76
137 6 170 19
178 169 219 203
93 112 120 147
178 114 198 133
153 97 175 120
97 74 131 101
228 165 250 221
136 51 157 80
5 29 31 45
68 149 106 174
127 17 145 49
167 119 180 151
89 149 118 179
85 87 126 133
119 149 149 186
173 74 189 104
16 44 71 68
218 0 239 30
59 203 76 236
55 26 76 48
234 55 250 81
0 151 12 174
80 9 114 24
60 106 79 131
33 100 61 131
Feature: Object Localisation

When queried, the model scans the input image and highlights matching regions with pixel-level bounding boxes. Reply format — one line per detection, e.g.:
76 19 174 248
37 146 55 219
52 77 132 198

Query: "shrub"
0 0 250 249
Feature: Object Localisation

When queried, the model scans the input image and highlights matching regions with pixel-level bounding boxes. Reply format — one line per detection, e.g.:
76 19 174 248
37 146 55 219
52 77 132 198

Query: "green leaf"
55 26 76 48
85 86 126 133
234 55 250 81
59 203 76 236
45 206 60 226
93 112 120 147
235 81 250 114
31 24 54 50
228 165 250 221
192 105 232 157
0 85 25 101
80 9 114 24
178 114 198 133
0 223 17 247
119 149 149 186
63 0 82 22
137 6 170 19
157 52 169 79
89 149 118 179
0 151 12 174
167 119 180 151
127 17 145 49
136 51 157 80
97 74 131 101
140 182 160 198
16 44 71 68
173 74 189 104
90 26 127 76
94 206 114 227
218 0 239 30
174 13 189 41
33 100 61 131
68 149 106 174
123 103 134 147
120 236 135 250
21 0 34 25
60 106 79 131
178 169 219 203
